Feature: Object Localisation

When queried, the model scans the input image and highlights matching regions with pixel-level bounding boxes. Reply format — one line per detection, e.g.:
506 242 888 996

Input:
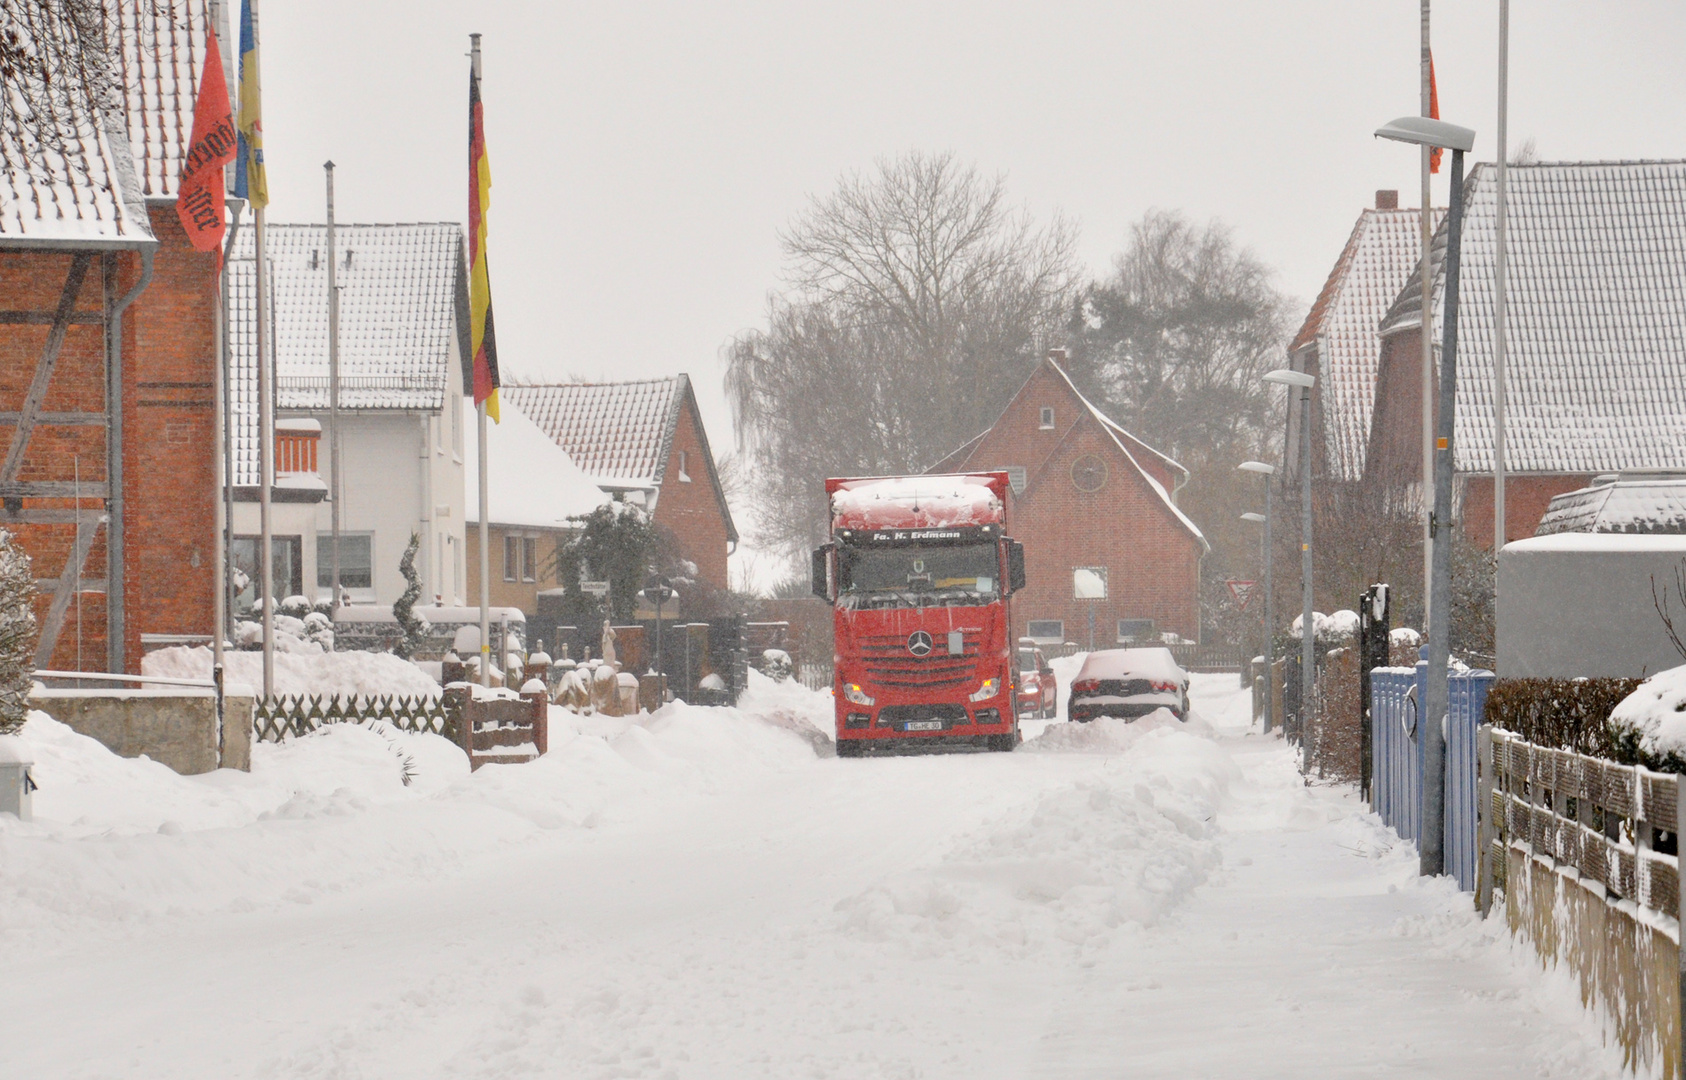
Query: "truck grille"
877 704 969 731
857 633 979 690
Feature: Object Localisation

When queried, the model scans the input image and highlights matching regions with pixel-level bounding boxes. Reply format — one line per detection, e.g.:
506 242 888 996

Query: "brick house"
927 354 1207 649
1288 191 1443 488
504 376 738 593
0 1 224 672
1368 161 1686 546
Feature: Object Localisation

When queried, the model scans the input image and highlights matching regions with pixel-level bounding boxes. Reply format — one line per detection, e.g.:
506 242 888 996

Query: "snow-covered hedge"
1484 675 1644 764
1609 665 1686 771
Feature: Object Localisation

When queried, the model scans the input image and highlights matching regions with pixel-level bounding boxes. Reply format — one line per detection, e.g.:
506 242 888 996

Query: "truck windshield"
837 542 999 610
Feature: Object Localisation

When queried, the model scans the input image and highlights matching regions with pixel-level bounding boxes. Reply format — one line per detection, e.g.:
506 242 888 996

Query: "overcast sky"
254 0 1686 574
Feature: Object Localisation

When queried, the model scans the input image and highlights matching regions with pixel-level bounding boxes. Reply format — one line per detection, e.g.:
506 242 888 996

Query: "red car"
1016 640 1058 719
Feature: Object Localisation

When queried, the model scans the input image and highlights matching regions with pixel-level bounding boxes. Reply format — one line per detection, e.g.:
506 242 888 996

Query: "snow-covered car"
1016 640 1057 719
1067 647 1189 722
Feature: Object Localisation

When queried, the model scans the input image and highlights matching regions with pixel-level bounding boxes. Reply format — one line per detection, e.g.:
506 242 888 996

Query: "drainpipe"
106 245 155 675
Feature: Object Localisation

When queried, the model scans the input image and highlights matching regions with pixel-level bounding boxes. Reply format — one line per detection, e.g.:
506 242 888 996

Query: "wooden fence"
253 693 451 742
442 685 548 771
1480 726 1683 1076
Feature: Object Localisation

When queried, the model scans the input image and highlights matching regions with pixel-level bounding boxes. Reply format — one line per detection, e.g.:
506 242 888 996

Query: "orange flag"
175 26 237 262
1428 53 1443 175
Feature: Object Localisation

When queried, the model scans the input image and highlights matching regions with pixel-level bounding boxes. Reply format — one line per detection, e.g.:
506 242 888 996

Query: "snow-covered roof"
228 223 464 484
465 397 610 529
112 0 220 201
0 0 154 248
1535 473 1686 536
1293 205 1444 481
503 377 686 488
1383 161 1686 475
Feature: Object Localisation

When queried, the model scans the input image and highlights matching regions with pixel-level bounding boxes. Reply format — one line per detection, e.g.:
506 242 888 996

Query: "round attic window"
1071 455 1108 493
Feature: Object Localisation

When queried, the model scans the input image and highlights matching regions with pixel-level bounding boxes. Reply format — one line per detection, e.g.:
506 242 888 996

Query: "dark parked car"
1015 640 1057 719
1068 647 1189 722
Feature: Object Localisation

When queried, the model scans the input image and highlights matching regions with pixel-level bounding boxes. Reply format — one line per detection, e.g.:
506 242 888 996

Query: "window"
504 534 538 582
678 450 691 482
232 535 303 612
316 533 374 597
1040 406 1055 429
1073 566 1108 600
1005 466 1027 494
1026 619 1064 643
1118 618 1156 642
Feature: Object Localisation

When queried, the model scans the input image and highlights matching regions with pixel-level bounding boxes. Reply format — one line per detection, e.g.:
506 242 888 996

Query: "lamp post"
1239 461 1276 733
1376 113 1476 878
1264 368 1315 770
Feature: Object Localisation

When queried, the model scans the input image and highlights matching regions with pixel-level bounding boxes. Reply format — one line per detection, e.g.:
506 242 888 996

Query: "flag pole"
1494 0 1510 552
248 0 273 699
326 161 342 614
472 33 491 689
1419 0 1434 630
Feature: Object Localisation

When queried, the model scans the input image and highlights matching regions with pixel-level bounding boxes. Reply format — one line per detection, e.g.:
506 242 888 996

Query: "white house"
228 223 469 610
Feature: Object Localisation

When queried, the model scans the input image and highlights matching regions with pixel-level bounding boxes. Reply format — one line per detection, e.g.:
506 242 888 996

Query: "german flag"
468 61 500 423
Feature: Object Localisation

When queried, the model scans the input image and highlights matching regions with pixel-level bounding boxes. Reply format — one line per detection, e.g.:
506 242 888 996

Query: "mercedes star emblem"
907 631 933 656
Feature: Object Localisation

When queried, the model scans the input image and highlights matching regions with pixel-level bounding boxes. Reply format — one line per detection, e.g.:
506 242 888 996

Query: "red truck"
812 472 1027 756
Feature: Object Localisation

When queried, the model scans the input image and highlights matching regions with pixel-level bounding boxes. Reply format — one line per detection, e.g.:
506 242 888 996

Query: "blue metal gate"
1369 662 1494 891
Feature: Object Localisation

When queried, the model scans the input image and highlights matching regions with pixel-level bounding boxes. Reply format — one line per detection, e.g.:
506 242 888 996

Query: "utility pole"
325 161 342 613
1494 0 1510 552
1419 0 1435 631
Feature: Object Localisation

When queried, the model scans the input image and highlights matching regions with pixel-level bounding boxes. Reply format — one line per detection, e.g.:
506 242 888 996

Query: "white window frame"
1040 406 1055 429
678 450 692 483
316 531 375 602
1026 619 1064 643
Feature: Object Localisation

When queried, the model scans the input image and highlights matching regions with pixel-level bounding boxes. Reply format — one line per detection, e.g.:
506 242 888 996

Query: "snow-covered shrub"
1608 666 1686 771
0 530 35 734
757 648 793 682
1484 676 1644 762
391 533 430 660
278 595 313 619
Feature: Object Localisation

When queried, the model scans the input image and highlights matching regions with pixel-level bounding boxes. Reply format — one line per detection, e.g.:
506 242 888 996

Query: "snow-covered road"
0 673 1630 1078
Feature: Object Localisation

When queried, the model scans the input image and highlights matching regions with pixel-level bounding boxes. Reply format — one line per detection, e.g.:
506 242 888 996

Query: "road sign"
1226 579 1258 610
580 580 610 598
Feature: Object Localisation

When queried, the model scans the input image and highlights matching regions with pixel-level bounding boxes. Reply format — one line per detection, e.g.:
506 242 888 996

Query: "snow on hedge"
142 646 442 699
1609 664 1686 758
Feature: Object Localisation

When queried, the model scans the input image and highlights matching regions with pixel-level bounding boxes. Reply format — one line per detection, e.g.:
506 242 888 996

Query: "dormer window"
1040 406 1055 429
678 450 691 482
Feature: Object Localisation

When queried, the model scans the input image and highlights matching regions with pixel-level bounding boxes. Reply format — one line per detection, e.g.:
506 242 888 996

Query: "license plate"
905 719 943 731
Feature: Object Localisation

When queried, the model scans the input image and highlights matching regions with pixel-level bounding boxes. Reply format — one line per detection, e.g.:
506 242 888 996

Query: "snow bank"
0 672 839 934
142 645 441 698
1024 708 1211 752
832 723 1239 957
1610 663 1686 758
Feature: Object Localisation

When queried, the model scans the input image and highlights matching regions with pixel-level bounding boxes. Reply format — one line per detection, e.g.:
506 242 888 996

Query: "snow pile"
1289 609 1360 645
1609 663 1686 758
832 724 1239 957
142 645 441 698
1024 708 1211 752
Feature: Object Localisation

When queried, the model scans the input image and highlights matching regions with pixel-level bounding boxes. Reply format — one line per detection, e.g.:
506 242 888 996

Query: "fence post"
1476 723 1495 915
1677 771 1685 1078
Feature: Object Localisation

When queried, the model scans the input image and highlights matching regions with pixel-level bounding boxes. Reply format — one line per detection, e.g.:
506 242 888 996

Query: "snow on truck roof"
829 474 1005 530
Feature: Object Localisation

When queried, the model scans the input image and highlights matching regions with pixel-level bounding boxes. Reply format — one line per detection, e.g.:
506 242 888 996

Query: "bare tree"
725 152 1076 560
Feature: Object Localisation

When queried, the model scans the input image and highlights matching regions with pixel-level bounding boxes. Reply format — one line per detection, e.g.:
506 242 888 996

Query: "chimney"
1375 189 1399 210
1046 347 1068 364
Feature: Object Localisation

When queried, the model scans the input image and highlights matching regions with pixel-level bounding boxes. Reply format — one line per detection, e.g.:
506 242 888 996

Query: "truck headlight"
843 683 875 706
969 678 1000 702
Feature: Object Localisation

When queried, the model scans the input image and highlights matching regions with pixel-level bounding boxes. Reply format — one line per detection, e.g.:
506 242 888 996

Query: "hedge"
1482 677 1664 768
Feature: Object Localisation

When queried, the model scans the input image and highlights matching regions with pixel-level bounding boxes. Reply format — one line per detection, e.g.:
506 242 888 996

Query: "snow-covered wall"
1498 534 1686 678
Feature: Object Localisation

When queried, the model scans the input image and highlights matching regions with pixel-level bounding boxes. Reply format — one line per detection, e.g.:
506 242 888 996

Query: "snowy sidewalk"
0 674 1631 1078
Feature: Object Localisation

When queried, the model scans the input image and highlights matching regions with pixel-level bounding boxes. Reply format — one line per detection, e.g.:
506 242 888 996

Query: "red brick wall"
652 394 731 592
1460 474 1592 548
119 205 219 671
942 362 1204 645
0 205 218 672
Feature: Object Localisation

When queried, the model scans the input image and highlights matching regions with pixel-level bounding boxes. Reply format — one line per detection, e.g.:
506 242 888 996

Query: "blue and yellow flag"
234 0 267 208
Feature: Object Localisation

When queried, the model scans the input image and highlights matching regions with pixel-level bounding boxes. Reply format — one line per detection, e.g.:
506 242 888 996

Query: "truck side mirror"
1006 539 1026 594
811 543 838 604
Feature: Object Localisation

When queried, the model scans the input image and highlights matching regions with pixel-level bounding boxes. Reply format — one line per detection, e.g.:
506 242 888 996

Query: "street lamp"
1239 460 1276 734
1263 368 1315 770
1376 113 1475 879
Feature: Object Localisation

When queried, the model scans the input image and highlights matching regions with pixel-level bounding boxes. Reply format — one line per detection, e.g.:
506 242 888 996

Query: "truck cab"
813 473 1027 755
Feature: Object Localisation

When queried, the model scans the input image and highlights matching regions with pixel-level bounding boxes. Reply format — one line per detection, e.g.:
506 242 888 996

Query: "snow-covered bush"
392 533 430 660
0 530 35 734
757 648 793 682
1608 666 1686 771
1483 676 1643 762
